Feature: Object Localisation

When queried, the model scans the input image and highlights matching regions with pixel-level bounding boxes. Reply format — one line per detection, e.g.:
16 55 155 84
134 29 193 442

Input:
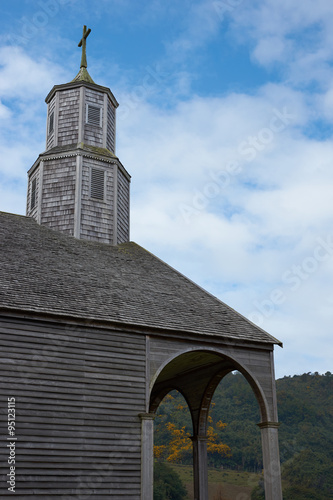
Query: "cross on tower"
78 25 91 69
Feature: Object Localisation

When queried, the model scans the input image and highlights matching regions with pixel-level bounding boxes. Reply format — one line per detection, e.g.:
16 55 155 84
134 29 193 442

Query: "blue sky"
1 0 333 378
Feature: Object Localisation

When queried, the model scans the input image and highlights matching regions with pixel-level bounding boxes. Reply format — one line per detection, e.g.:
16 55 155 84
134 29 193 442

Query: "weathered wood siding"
107 101 116 153
84 89 104 148
57 89 80 146
80 158 114 243
40 157 76 235
117 168 130 244
0 315 146 499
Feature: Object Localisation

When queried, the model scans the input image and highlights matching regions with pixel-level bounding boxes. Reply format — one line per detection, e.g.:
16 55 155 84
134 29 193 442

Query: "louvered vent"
48 111 54 134
90 168 105 200
30 178 37 210
87 105 101 126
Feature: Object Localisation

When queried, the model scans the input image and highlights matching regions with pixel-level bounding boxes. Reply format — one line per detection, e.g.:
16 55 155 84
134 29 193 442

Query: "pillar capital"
258 421 282 499
191 434 208 499
138 412 156 421
257 421 280 429
190 434 208 443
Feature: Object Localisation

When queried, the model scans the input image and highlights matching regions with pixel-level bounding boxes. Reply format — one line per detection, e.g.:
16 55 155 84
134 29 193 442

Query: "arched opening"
210 371 262 472
206 371 263 499
150 349 269 428
154 389 193 499
147 348 278 500
154 389 193 465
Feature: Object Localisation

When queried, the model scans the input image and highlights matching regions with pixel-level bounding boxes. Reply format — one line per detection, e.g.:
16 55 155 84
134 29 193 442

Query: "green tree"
282 449 332 498
251 480 265 500
154 371 333 498
283 485 325 500
154 461 188 500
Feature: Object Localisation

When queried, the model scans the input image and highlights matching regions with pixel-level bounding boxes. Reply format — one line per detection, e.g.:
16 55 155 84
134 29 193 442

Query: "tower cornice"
28 145 130 181
45 80 119 108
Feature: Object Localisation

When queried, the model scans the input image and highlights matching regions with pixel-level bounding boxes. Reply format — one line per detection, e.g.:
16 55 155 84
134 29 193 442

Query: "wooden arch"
149 348 270 434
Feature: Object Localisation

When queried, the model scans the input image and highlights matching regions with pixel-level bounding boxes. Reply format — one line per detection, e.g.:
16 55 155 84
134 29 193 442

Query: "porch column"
258 422 283 500
191 435 209 500
139 413 156 500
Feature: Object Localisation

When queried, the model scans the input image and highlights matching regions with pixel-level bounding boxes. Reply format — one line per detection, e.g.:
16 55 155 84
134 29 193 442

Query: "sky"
0 0 332 379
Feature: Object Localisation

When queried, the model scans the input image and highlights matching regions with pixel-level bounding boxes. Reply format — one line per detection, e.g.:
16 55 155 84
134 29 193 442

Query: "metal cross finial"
78 25 91 69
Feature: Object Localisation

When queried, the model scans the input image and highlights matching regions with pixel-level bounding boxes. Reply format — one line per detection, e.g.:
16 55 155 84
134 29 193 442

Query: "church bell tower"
26 26 130 245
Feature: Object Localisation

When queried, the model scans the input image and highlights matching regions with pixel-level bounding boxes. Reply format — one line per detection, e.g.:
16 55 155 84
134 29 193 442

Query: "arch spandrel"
148 338 277 424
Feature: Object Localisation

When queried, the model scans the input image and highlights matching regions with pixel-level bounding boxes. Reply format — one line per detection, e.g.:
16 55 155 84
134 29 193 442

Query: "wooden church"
0 27 283 500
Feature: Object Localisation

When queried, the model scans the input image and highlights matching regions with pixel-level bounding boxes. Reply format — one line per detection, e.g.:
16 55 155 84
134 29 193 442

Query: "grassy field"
170 464 261 500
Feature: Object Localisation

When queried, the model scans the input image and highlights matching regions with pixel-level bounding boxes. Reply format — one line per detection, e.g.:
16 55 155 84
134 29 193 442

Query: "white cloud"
319 84 333 121
114 79 333 379
117 85 332 285
252 36 289 66
0 46 68 184
0 46 68 99
0 181 27 215
165 0 222 59
0 101 11 119
229 0 333 87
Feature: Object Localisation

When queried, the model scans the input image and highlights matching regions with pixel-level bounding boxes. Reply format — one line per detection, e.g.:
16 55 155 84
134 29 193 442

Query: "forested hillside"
154 371 333 499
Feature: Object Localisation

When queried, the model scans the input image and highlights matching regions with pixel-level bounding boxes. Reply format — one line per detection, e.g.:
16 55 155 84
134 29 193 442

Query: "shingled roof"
0 212 281 345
